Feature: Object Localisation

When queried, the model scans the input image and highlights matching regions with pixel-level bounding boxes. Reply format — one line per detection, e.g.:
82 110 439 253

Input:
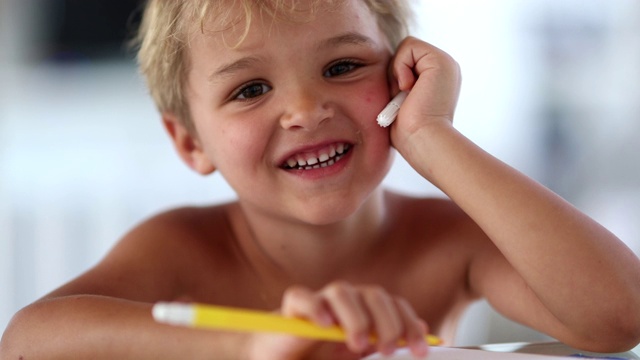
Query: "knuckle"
281 285 313 311
368 284 387 295
352 317 372 335
418 319 430 334
394 296 411 309
381 319 403 337
324 280 352 298
361 284 387 298
283 285 308 300
405 318 423 336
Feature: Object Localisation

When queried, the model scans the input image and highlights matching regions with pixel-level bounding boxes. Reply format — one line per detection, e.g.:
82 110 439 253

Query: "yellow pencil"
152 302 442 346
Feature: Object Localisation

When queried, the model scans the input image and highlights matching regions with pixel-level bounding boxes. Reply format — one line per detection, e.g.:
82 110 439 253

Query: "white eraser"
376 91 408 127
152 302 194 326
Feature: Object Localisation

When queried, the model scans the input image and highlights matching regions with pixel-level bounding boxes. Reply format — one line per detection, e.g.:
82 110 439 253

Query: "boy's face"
178 0 395 224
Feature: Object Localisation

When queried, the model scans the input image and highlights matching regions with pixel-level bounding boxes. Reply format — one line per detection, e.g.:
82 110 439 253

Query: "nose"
279 88 334 131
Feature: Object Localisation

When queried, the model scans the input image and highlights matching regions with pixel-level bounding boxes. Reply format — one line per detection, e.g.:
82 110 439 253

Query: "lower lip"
282 147 353 180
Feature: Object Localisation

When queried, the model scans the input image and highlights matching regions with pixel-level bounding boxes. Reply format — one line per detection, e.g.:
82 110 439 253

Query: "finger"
392 36 460 96
282 285 334 326
395 297 430 357
391 36 421 91
393 56 417 92
387 54 401 96
321 281 371 352
360 286 403 356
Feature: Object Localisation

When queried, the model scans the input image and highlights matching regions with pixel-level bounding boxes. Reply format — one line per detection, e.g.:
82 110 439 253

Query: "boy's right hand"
246 281 430 360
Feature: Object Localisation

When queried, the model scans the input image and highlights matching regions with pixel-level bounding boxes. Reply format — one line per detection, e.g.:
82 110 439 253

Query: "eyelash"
228 59 365 102
230 81 272 102
324 59 365 77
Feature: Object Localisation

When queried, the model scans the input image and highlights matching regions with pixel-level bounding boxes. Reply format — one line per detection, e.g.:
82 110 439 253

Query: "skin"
2 0 640 359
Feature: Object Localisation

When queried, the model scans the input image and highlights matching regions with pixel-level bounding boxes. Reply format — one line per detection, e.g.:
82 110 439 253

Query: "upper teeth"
284 143 350 170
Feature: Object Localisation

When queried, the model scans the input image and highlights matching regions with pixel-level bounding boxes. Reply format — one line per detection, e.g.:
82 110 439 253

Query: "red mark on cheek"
365 96 372 103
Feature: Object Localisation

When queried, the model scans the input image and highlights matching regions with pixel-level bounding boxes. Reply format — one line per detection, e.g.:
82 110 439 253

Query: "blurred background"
1 0 639 347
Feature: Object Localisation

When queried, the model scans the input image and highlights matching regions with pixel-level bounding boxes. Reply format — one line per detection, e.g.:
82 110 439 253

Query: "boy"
2 0 640 359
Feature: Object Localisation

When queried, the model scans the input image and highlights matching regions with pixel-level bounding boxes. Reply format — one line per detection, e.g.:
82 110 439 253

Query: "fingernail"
357 334 370 350
317 311 333 327
380 344 396 356
413 340 429 357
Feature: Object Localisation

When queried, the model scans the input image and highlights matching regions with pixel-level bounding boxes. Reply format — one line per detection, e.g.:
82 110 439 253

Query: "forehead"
189 0 383 51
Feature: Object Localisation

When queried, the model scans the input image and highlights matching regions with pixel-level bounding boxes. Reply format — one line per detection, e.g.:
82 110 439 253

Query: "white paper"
362 347 571 360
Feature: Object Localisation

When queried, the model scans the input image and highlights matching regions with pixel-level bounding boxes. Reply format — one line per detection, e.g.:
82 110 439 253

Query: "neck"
228 189 389 288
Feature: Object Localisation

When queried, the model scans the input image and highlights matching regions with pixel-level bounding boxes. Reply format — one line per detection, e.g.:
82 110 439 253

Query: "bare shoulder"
384 190 485 244
122 204 234 254
45 203 240 302
382 191 494 293
388 190 497 268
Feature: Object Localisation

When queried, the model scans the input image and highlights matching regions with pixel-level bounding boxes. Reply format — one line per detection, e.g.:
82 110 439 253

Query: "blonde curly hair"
134 0 413 134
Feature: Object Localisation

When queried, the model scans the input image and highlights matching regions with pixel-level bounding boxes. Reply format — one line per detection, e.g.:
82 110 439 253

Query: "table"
363 342 640 359
468 342 640 359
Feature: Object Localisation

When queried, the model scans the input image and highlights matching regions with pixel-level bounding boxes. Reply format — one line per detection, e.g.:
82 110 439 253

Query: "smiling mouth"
282 143 352 170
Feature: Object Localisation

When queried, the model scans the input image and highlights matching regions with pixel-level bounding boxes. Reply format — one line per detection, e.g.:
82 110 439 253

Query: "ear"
162 113 216 175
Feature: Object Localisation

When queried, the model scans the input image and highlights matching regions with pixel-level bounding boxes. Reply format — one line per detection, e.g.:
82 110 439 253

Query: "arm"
390 36 640 352
1 283 429 360
0 211 250 359
1 295 247 360
0 210 430 359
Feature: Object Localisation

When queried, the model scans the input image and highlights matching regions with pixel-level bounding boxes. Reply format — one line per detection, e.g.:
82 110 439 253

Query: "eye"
233 82 272 100
323 60 363 77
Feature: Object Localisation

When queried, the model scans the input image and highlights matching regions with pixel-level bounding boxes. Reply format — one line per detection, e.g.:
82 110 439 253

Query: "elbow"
1 301 61 359
571 307 640 353
582 327 640 354
601 288 640 352
604 311 640 352
578 282 640 353
1 307 33 359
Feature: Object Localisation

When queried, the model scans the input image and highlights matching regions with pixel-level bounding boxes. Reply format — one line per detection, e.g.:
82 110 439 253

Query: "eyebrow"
208 32 376 83
209 56 264 83
317 32 376 50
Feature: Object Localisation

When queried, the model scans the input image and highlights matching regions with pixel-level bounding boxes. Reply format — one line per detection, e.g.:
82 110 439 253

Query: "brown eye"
235 83 272 100
324 60 362 77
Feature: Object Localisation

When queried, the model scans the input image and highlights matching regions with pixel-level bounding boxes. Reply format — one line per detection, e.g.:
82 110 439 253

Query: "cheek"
223 128 263 161
359 88 394 160
345 98 392 171
356 86 392 130
205 123 267 174
355 90 386 115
